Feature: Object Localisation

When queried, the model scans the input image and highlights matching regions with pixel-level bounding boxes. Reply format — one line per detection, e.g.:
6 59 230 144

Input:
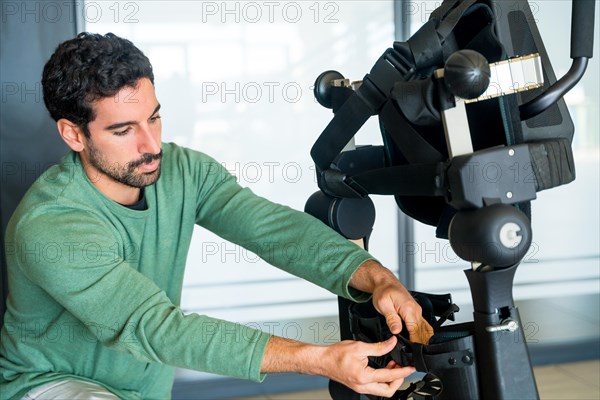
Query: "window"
407 0 600 306
87 0 397 380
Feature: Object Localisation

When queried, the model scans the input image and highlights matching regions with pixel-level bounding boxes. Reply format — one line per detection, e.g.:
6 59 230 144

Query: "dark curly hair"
42 32 154 137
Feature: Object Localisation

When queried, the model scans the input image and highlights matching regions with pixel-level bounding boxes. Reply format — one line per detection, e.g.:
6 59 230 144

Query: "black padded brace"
528 139 576 191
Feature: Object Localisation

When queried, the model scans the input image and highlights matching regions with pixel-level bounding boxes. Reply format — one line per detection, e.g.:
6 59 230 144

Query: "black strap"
310 92 377 172
407 20 444 71
403 0 479 76
432 304 460 330
432 0 478 39
411 343 429 372
429 0 463 22
380 99 444 164
348 163 447 197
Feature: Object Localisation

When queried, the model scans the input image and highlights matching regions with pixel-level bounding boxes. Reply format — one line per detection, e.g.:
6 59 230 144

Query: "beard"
86 140 163 188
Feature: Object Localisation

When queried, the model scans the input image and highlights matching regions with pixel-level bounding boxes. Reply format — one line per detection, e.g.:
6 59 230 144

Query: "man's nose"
138 124 161 155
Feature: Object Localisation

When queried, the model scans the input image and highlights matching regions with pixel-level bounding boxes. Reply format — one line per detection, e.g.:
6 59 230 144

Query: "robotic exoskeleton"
304 0 596 399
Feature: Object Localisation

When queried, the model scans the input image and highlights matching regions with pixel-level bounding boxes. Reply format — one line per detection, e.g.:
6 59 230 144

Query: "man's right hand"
261 335 415 398
318 335 415 397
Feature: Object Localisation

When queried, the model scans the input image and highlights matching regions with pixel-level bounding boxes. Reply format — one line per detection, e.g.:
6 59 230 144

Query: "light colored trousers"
22 379 119 399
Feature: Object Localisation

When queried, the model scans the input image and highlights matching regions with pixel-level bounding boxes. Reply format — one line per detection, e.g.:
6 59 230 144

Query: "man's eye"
114 127 131 136
150 115 162 123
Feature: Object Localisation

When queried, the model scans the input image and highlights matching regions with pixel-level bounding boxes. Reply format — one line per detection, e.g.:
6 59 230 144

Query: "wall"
0 0 75 325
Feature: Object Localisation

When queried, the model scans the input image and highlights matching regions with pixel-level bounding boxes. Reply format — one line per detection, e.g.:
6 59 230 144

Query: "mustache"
128 150 163 169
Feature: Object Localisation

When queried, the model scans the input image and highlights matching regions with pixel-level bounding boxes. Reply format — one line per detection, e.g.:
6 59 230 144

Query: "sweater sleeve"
13 209 271 382
193 155 374 303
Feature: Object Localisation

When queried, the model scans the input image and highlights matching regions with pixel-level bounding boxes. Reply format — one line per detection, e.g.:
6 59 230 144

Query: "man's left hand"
371 278 434 344
351 260 434 344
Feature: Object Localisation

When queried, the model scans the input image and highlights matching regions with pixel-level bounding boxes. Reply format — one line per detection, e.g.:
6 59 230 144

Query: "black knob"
314 70 345 109
449 204 532 267
444 50 491 100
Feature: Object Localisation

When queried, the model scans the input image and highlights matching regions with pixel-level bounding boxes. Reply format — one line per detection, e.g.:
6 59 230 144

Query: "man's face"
83 77 163 189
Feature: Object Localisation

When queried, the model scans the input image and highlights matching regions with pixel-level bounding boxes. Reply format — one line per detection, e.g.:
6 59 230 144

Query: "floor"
234 359 600 400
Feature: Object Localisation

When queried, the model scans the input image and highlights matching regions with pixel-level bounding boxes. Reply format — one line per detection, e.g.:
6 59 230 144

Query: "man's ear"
56 119 86 152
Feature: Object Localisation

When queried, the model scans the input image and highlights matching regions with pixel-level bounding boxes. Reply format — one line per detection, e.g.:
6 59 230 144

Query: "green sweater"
0 143 372 399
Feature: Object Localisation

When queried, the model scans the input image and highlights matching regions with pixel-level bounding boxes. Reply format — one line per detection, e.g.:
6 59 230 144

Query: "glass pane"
85 0 397 324
405 0 599 304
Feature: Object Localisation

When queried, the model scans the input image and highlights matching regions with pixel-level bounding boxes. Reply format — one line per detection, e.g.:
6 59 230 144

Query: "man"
0 33 433 399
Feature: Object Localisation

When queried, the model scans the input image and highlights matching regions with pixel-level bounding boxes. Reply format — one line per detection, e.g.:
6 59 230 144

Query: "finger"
387 375 408 393
355 367 415 398
356 382 400 398
357 381 406 398
376 297 402 335
386 314 403 335
378 301 403 334
367 365 416 385
364 336 397 357
381 305 403 334
396 303 424 337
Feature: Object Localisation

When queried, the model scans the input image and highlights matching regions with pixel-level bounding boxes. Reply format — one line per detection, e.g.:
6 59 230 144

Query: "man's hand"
259 260 431 397
319 336 416 397
261 335 415 398
350 260 434 344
